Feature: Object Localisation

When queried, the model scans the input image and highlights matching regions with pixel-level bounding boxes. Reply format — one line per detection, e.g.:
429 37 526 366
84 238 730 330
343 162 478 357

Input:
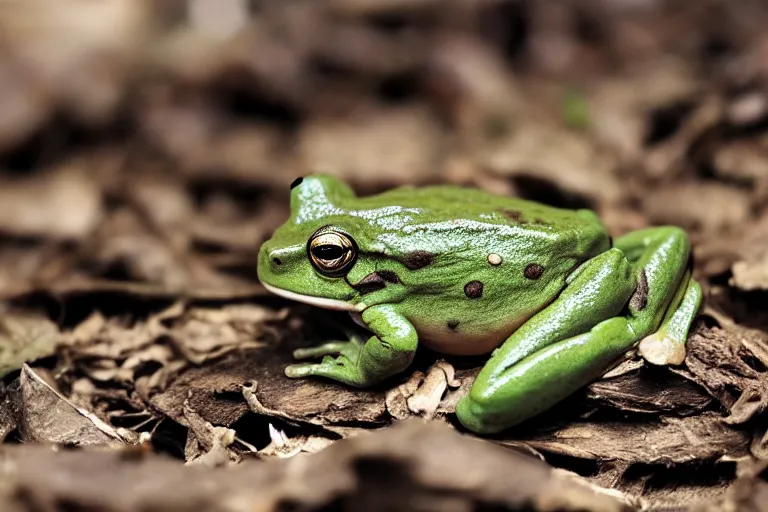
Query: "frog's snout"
258 242 300 276
259 244 280 273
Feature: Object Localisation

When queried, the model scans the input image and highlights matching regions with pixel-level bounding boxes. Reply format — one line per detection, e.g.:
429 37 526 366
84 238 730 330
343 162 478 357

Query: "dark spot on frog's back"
377 270 401 283
523 263 544 280
464 280 483 299
499 208 524 222
447 320 460 331
498 208 549 226
290 177 304 189
398 250 435 270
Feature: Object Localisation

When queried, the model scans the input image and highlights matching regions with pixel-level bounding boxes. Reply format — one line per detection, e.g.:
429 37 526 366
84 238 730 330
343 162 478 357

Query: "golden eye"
307 227 357 276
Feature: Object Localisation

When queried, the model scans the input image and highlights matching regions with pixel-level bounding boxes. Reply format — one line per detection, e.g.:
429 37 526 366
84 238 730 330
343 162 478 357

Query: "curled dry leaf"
385 359 461 420
166 305 284 364
18 364 135 446
256 423 337 460
184 426 237 468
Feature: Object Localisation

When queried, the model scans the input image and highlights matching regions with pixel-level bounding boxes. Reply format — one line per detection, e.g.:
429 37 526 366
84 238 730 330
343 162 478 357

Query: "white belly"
348 311 524 356
411 317 525 356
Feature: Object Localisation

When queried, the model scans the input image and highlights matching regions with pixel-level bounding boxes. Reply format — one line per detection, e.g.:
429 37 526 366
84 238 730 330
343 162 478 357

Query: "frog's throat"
261 283 363 311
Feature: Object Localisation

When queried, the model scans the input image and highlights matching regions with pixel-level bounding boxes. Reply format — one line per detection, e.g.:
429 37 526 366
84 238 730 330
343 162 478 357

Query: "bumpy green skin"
257 175 702 434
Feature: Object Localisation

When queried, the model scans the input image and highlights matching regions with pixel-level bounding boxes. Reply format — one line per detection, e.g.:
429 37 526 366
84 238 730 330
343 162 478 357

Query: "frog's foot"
287 336 368 386
284 353 370 387
285 305 418 388
638 277 702 366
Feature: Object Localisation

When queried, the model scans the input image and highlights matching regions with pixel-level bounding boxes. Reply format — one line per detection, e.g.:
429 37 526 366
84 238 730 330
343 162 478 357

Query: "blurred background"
2 0 768 322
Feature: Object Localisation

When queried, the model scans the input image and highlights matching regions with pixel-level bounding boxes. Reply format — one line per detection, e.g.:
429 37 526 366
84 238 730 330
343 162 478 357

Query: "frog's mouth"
261 282 362 312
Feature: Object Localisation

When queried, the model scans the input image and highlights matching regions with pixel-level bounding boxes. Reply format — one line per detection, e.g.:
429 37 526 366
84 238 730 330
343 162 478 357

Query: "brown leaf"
0 310 60 379
18 365 132 446
297 106 445 188
167 305 283 364
0 167 102 240
482 121 622 205
643 182 752 234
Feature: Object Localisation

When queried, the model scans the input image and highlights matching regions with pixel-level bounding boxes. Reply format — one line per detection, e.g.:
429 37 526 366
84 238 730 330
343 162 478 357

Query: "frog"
257 175 702 434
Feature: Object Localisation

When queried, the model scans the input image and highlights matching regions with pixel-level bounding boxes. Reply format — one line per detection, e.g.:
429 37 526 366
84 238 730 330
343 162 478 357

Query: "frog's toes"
285 362 319 379
638 332 686 366
292 342 350 360
286 354 345 376
285 356 372 387
294 336 365 359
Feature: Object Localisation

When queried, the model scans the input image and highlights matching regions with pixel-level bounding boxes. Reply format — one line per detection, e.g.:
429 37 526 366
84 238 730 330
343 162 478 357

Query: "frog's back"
355 183 604 233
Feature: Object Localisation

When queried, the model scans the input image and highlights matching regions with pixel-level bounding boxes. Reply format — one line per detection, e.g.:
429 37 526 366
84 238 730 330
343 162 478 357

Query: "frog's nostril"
272 257 282 266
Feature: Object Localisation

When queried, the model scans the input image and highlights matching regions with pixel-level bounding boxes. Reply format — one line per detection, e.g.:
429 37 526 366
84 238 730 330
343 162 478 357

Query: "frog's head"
258 175 370 311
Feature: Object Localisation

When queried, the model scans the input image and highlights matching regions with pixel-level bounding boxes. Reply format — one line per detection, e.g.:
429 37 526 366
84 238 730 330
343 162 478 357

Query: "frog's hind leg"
612 227 702 365
456 226 699 435
457 248 639 434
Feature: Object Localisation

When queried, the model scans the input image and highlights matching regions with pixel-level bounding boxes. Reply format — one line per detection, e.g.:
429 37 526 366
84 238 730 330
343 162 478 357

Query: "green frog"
257 175 702 434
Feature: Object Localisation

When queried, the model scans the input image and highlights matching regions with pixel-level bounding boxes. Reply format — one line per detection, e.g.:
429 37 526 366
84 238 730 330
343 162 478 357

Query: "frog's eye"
307 227 357 277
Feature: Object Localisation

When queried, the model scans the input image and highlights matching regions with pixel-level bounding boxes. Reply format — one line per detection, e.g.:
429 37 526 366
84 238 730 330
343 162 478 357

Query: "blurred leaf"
0 311 59 379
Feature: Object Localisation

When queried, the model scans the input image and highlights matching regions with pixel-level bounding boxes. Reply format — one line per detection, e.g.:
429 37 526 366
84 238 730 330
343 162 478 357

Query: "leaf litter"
1 0 768 510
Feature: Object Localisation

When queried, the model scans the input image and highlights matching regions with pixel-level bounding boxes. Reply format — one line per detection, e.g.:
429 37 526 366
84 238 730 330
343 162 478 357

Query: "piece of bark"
508 413 751 465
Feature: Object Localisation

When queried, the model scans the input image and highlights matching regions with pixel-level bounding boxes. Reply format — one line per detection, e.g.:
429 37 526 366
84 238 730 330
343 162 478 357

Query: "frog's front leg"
285 304 417 387
457 227 699 434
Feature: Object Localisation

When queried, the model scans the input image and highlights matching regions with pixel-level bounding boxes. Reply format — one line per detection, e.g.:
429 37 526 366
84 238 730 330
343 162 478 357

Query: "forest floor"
0 1 767 511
